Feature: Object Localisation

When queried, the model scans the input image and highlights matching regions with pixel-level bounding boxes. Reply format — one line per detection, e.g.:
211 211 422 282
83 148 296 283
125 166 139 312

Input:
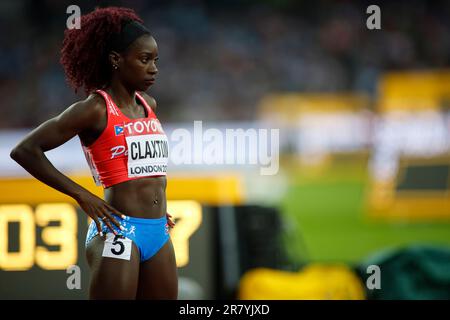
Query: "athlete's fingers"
98 213 118 235
104 203 127 220
102 219 117 235
166 213 175 227
100 207 123 229
93 217 104 237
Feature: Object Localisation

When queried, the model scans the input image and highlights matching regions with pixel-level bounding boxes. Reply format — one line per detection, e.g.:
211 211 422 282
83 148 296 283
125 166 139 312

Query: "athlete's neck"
106 82 137 110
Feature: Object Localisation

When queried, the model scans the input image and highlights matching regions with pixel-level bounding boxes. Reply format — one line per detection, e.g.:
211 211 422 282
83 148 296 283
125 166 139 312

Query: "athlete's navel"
152 192 160 205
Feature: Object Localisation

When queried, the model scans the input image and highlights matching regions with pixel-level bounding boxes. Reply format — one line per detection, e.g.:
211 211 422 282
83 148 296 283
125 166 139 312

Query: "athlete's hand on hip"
74 190 125 236
166 213 175 228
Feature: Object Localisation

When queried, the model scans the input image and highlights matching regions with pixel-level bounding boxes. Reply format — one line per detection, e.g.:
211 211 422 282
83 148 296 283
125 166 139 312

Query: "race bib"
124 119 169 178
102 233 132 260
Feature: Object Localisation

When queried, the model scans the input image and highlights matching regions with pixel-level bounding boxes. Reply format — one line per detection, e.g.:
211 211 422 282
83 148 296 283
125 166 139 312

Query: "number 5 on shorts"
102 233 132 260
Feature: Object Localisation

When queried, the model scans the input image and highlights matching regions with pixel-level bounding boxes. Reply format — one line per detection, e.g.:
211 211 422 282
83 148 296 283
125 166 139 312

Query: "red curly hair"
60 7 144 95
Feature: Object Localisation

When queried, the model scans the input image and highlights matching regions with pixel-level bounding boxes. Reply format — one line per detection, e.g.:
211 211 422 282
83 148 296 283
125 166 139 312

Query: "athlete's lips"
144 78 155 84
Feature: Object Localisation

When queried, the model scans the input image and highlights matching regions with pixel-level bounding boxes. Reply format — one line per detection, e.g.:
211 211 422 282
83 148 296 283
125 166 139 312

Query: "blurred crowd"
0 0 449 128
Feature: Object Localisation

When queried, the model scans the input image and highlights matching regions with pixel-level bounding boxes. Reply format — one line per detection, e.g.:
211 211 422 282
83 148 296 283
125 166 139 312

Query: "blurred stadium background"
0 0 449 299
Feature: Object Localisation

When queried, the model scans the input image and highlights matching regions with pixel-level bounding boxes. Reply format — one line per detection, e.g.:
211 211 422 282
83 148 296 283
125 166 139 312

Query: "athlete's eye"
141 58 149 63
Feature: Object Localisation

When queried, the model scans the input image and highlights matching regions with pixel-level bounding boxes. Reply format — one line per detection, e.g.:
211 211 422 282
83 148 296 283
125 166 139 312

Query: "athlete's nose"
148 63 158 75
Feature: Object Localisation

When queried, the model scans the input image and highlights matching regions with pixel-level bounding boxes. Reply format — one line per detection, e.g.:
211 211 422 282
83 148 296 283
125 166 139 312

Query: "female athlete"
10 6 177 299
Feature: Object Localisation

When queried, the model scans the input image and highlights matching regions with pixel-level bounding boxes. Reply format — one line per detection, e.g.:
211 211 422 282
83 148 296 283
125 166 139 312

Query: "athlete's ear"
108 51 122 70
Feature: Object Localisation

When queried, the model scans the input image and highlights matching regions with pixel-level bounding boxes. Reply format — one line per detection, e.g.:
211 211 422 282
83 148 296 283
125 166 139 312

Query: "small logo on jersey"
110 145 127 159
114 125 124 136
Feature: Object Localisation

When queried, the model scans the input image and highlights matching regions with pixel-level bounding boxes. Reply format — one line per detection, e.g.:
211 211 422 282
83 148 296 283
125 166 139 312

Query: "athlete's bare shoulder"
57 91 108 133
68 92 107 122
139 91 157 111
69 92 110 145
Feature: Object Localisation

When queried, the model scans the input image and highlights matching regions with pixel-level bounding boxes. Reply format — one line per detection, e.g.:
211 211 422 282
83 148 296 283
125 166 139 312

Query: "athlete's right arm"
10 95 122 234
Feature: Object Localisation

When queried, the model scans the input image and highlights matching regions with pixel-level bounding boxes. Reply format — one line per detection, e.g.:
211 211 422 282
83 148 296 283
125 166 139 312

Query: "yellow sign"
0 203 77 271
0 200 202 271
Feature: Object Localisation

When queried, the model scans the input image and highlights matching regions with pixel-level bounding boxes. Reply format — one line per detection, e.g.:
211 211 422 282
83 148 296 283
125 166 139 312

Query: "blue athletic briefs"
85 213 170 262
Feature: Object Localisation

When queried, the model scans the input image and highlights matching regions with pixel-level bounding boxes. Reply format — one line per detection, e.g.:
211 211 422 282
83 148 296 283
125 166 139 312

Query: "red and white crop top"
80 89 169 188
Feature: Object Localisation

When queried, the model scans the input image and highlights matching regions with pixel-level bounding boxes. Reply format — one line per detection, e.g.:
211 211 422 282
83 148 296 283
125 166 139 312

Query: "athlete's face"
116 35 159 91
